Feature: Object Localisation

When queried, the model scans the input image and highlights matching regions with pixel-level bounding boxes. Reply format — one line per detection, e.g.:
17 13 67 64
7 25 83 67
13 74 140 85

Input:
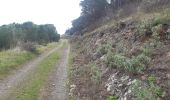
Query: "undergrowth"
0 42 59 79
105 47 151 73
131 77 166 100
0 50 36 79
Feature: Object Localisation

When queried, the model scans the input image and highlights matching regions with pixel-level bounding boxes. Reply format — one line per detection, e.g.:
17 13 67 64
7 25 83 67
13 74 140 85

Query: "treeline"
65 0 169 35
0 22 60 50
65 0 139 35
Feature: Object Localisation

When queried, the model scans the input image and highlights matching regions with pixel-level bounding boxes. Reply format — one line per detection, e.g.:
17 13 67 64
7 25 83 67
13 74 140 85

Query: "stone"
120 76 129 81
100 55 106 61
167 74 170 79
70 84 76 88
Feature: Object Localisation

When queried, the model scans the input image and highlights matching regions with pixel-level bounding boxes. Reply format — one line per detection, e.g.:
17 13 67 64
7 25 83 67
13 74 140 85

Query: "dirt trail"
0 43 62 100
40 45 70 100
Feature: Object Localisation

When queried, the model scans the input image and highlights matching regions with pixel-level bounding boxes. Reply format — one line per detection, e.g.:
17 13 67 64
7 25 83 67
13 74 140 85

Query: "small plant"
108 96 118 100
90 64 101 83
105 47 151 73
20 42 37 53
96 43 112 56
131 77 166 100
151 16 169 27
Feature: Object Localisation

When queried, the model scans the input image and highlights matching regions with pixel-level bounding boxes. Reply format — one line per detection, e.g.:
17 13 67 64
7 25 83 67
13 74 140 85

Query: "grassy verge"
67 48 76 100
37 42 59 54
0 42 59 79
11 41 68 100
0 50 36 79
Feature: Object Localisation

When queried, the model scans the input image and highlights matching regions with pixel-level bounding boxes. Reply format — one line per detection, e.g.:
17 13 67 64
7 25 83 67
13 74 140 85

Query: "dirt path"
0 43 62 100
40 45 70 100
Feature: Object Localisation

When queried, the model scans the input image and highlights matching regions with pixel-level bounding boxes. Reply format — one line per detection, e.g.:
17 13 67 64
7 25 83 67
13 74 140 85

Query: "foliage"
66 0 144 35
37 42 59 54
20 42 37 53
151 16 169 27
108 96 118 100
0 22 60 50
96 43 112 56
90 64 101 83
0 50 36 78
105 48 151 73
131 77 166 100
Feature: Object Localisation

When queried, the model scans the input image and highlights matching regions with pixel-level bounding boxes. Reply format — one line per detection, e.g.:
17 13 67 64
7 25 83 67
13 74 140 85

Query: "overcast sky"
0 0 81 34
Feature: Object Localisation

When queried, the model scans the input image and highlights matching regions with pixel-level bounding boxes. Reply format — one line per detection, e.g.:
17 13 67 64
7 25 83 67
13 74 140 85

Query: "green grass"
0 42 60 79
131 77 166 100
37 42 59 54
0 50 36 79
12 41 67 100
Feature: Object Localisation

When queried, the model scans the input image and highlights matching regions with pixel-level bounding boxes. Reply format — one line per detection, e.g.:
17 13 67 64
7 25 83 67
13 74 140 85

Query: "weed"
96 43 112 56
108 96 118 100
90 64 101 83
151 16 169 27
131 77 166 100
105 47 151 73
37 42 59 53
0 50 36 78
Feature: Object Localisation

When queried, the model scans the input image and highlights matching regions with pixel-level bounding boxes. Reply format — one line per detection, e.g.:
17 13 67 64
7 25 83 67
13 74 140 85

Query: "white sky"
0 0 81 34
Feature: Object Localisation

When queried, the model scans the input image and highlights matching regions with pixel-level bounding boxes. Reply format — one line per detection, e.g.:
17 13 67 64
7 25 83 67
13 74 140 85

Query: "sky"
0 0 81 34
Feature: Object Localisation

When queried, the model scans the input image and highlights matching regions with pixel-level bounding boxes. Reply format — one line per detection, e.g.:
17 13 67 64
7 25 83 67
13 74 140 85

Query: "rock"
167 74 170 79
100 55 106 61
167 29 170 33
69 84 76 97
95 39 102 47
127 89 132 94
7 85 11 88
141 75 147 80
105 72 136 99
120 76 129 81
70 84 76 88
106 83 111 92
93 52 101 60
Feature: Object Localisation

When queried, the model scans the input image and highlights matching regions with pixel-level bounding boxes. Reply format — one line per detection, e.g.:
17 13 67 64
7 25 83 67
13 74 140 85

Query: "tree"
0 22 60 50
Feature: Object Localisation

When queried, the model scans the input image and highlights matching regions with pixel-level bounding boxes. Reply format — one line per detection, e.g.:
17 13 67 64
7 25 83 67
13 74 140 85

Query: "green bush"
108 96 118 100
151 17 169 27
90 64 101 83
105 48 151 73
131 77 166 100
96 43 112 56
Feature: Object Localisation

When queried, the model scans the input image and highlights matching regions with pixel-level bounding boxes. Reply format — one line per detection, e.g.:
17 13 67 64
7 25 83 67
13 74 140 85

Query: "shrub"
105 48 151 73
151 17 169 27
131 77 166 100
90 64 101 83
108 96 118 100
96 43 112 56
20 42 37 53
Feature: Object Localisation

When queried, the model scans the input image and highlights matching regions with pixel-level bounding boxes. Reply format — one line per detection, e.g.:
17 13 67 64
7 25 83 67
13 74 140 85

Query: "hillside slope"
68 9 170 100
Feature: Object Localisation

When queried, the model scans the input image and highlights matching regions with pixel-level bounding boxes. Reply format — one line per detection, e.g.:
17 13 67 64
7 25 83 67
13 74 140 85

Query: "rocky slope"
68 9 170 100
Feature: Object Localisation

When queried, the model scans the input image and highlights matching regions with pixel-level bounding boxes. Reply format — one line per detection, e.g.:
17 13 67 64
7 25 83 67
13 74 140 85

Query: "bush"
131 77 166 100
151 17 169 27
90 64 101 83
96 43 112 56
108 96 118 100
105 48 151 73
21 42 37 53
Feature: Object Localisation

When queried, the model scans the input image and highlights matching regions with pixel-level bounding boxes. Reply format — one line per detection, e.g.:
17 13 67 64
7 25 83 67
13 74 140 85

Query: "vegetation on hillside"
65 0 170 35
67 0 170 100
